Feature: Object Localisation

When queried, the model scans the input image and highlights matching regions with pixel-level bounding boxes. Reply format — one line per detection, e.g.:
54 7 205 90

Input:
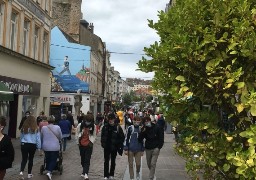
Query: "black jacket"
18 116 27 130
0 134 14 170
101 124 125 152
139 123 164 150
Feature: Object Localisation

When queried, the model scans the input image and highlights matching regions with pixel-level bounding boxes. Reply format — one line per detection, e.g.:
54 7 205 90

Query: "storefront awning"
0 82 14 101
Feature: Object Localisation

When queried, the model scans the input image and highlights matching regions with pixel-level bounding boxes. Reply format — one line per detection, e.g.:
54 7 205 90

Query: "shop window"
22 96 37 116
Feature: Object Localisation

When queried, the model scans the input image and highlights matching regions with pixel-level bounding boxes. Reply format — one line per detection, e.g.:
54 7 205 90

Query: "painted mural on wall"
50 27 91 93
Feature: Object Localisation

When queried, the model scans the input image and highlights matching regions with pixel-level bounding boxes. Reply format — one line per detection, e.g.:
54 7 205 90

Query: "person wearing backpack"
101 113 125 180
123 116 144 180
75 114 96 180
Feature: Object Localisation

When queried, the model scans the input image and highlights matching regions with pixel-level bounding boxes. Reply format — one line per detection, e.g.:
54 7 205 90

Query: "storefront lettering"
56 97 71 102
2 81 31 93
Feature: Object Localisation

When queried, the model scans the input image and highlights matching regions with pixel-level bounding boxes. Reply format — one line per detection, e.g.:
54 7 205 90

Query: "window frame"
23 19 30 56
0 3 5 45
33 25 39 60
10 11 19 51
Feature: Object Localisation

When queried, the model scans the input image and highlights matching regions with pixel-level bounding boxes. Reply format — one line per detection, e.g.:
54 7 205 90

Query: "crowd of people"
0 108 166 180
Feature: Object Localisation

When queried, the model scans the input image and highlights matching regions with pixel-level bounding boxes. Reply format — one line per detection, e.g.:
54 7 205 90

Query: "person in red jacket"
0 116 14 179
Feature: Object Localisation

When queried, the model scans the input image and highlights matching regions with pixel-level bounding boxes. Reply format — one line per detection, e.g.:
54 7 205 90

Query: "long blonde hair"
21 115 38 134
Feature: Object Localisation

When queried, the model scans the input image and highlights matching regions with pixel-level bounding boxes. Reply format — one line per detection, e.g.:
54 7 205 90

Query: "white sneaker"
104 177 108 180
136 172 140 180
28 174 33 178
109 176 114 179
19 172 24 180
84 173 89 179
46 172 52 180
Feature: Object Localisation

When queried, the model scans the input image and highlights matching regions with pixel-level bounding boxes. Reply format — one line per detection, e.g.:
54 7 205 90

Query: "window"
33 26 39 59
45 0 49 12
23 20 30 55
42 32 48 63
10 11 18 51
0 3 5 44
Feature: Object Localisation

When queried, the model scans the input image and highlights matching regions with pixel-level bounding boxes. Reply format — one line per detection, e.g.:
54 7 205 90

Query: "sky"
81 0 167 80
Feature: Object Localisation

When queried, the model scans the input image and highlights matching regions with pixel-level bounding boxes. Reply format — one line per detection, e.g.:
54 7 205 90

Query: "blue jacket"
20 130 41 149
124 125 144 152
58 119 71 135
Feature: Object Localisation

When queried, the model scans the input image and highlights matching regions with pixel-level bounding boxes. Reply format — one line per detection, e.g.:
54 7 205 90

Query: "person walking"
75 114 96 180
139 116 164 180
0 116 14 179
101 113 125 180
41 115 62 180
58 114 71 152
123 116 144 180
37 111 46 126
18 111 30 130
66 111 74 140
19 115 41 179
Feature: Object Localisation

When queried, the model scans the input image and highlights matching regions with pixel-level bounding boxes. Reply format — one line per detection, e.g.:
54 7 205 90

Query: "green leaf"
230 50 238 54
235 82 245 89
247 137 256 144
250 104 256 116
223 164 230 172
236 164 247 174
246 159 254 166
235 104 244 113
209 161 217 167
175 76 185 82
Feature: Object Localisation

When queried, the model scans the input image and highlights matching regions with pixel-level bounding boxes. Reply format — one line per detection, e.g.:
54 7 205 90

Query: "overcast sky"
81 0 167 80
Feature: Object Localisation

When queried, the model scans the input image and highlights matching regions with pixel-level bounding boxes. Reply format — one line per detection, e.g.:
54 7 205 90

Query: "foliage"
138 0 256 179
122 93 132 106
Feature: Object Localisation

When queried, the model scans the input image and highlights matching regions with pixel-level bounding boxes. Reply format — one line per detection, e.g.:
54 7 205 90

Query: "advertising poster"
50 27 91 93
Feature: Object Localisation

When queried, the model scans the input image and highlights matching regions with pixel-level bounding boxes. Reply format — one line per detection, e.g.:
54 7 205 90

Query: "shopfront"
0 75 41 137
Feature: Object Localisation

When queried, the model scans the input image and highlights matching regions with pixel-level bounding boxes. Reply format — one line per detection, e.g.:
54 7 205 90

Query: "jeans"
79 145 93 174
145 148 160 180
20 143 37 174
44 151 59 172
62 137 68 151
104 149 117 178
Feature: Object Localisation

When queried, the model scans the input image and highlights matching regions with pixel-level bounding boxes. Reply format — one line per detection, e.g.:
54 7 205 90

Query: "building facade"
0 0 52 137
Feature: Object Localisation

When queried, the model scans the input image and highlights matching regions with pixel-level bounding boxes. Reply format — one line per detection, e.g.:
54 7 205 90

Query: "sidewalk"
123 133 189 180
5 132 189 180
5 133 127 180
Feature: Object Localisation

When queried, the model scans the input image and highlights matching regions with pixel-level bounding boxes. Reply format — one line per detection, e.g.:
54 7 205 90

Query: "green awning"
0 82 14 101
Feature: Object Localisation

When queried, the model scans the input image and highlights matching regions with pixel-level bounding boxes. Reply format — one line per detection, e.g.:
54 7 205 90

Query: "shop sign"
0 75 40 96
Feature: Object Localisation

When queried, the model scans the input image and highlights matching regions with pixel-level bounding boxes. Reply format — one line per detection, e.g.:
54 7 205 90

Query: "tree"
122 93 132 106
138 0 256 179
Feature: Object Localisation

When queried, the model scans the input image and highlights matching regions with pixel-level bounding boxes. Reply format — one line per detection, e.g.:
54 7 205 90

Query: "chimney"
89 23 94 33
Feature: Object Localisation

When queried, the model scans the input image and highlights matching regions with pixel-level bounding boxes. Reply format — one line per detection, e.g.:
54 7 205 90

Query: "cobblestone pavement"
5 133 127 180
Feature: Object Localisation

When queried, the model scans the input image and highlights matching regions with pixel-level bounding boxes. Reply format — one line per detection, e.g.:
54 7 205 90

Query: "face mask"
85 121 91 126
25 114 29 117
145 122 152 127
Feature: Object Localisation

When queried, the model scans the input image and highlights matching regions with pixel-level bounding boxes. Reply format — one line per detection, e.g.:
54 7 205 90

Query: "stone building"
0 0 52 137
